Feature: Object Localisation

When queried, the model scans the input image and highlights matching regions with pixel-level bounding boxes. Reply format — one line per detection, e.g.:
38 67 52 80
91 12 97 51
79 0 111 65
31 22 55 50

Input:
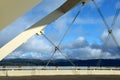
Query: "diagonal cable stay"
58 49 76 66
58 4 84 47
92 0 109 30
111 3 120 29
45 48 57 67
35 3 85 68
97 33 110 66
37 32 76 67
92 0 120 66
92 0 120 48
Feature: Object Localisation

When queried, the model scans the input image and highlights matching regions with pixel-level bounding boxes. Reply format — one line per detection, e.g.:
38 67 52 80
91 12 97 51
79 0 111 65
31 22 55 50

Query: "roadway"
0 75 120 80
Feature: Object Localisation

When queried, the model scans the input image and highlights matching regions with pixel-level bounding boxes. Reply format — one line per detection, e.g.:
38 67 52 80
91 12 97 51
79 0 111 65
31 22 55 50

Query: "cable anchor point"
40 30 44 35
55 46 59 51
108 29 112 34
82 0 90 5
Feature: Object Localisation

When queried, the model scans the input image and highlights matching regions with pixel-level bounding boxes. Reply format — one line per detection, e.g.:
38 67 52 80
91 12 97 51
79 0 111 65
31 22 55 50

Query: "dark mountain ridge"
0 59 120 67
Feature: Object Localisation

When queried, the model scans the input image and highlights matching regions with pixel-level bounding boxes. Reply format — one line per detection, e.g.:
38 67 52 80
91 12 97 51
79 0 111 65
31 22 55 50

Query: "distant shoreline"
0 59 120 66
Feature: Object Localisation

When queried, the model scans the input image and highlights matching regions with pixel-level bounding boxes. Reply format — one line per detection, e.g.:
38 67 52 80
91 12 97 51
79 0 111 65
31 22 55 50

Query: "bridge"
0 0 120 80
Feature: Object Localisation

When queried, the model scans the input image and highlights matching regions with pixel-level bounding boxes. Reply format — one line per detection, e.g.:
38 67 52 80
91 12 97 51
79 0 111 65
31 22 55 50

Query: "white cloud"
79 47 112 59
21 36 52 52
5 35 54 59
64 37 89 49
63 46 118 60
6 51 23 59
61 34 120 60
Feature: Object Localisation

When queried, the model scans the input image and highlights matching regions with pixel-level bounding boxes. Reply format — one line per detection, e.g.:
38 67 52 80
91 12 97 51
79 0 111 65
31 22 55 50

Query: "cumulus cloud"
63 37 89 49
6 35 54 60
21 36 52 52
61 36 117 60
6 51 23 59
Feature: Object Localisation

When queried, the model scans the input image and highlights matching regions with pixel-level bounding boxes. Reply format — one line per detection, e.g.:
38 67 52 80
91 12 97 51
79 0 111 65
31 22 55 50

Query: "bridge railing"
0 66 120 70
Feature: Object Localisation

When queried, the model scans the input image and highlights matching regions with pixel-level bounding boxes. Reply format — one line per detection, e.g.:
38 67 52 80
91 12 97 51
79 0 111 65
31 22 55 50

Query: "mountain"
0 59 120 66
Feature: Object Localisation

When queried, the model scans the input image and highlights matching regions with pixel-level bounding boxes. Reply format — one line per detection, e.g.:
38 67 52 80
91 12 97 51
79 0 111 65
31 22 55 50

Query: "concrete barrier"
0 70 120 76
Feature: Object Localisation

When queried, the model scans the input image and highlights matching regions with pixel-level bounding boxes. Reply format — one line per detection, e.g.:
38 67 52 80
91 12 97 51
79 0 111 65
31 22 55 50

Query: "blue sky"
0 0 120 60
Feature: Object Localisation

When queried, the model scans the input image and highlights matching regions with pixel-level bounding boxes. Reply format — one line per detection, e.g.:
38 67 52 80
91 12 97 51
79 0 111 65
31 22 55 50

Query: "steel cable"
58 49 76 67
97 33 110 66
58 4 84 47
45 50 57 67
92 0 109 30
111 3 120 29
37 32 76 67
